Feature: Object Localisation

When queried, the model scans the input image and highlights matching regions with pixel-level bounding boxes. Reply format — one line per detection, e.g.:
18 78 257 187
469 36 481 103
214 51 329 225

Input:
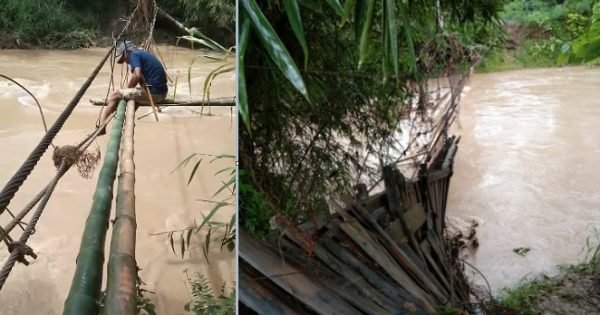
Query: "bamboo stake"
63 100 127 315
141 79 159 122
104 100 137 314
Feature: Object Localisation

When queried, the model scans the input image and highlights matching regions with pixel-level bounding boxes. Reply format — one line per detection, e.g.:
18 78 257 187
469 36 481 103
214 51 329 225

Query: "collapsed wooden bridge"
240 135 470 314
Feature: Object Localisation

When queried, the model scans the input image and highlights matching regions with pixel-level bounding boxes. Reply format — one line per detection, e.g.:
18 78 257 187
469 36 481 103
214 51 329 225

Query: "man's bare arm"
127 67 143 88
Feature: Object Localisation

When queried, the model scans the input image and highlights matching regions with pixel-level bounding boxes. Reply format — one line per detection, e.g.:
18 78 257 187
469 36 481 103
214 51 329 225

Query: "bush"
0 0 99 48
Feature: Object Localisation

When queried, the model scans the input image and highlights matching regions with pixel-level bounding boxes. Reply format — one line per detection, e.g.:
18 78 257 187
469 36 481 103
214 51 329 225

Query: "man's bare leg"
97 90 123 135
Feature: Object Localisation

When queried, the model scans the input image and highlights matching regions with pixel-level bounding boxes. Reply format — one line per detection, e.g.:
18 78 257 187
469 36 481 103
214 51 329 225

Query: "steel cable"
0 48 113 217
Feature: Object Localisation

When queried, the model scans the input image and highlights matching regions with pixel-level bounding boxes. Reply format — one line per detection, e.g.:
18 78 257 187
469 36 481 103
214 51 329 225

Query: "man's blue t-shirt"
129 49 168 95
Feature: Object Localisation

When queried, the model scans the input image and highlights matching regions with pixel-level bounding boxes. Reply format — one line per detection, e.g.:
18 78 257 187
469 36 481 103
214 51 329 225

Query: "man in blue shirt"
98 40 168 134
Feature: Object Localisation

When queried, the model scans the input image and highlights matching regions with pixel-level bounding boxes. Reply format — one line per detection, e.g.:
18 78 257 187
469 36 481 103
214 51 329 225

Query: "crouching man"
98 40 168 134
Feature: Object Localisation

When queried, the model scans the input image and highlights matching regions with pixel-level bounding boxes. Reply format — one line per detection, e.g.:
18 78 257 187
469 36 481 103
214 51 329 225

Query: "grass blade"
187 158 203 185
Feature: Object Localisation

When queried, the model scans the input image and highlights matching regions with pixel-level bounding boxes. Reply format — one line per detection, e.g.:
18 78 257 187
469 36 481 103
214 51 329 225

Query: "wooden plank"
275 236 394 314
361 191 386 213
347 203 447 304
322 232 430 315
338 219 439 312
382 167 424 260
240 229 360 314
240 264 303 315
272 218 399 313
323 228 430 315
430 181 443 233
420 241 452 297
387 203 427 243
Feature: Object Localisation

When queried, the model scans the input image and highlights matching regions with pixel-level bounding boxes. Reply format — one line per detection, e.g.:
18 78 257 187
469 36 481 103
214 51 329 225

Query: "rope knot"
7 242 37 266
53 145 101 179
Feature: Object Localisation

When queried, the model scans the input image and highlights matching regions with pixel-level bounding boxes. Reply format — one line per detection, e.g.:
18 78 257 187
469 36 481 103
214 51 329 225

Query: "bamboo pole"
104 100 137 314
63 99 127 315
141 80 159 122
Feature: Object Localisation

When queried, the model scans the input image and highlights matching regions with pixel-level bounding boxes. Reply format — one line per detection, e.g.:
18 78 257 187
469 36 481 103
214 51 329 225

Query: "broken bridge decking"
240 136 467 314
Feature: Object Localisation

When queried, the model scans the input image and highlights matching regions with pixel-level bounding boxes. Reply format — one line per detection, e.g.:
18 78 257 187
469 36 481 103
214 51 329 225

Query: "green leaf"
298 0 323 12
397 1 417 74
198 202 228 230
202 64 235 115
187 28 228 51
172 75 179 101
324 0 345 18
210 154 235 163
180 231 186 259
213 176 235 197
239 14 251 134
358 0 376 70
215 167 234 176
283 0 309 68
342 0 356 25
241 0 309 100
187 158 203 185
170 153 197 174
187 55 204 95
169 232 175 255
178 35 218 51
354 0 367 41
513 247 531 257
384 0 399 78
186 228 193 250
203 228 212 262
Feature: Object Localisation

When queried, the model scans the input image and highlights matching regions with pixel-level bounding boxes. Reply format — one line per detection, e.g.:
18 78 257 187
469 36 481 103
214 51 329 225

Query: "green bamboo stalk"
104 100 137 314
63 99 127 315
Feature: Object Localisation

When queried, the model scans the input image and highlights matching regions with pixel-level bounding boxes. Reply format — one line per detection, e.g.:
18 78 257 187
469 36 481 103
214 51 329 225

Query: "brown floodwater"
0 47 235 314
448 66 600 292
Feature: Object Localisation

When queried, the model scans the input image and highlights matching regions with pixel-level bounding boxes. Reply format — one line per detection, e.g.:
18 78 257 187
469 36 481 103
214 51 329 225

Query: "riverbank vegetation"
487 230 600 314
239 0 503 231
0 0 234 48
478 0 600 72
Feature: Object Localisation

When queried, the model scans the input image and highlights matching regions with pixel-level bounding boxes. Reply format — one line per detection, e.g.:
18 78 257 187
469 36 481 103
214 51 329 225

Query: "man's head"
115 41 137 64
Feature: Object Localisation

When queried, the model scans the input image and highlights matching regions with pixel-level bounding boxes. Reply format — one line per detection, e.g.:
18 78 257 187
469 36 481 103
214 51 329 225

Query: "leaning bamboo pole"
104 100 137 314
63 99 127 315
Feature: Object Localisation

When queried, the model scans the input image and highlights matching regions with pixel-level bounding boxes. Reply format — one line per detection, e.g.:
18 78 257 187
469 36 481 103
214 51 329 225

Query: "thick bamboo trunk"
104 100 137 314
157 7 189 35
63 100 127 315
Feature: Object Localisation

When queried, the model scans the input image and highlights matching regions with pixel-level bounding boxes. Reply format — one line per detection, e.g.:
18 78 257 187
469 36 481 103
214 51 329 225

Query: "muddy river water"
0 47 235 314
448 66 600 292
